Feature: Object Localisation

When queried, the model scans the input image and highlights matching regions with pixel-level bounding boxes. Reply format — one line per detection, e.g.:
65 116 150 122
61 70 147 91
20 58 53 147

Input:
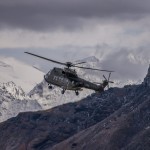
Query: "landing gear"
75 90 79 96
48 84 53 89
61 89 65 94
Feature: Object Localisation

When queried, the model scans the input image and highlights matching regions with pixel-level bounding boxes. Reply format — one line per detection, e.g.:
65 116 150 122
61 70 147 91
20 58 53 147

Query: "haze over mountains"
0 56 44 93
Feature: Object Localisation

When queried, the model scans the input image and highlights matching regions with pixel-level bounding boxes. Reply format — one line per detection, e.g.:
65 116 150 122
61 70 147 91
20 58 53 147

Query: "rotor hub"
66 62 73 68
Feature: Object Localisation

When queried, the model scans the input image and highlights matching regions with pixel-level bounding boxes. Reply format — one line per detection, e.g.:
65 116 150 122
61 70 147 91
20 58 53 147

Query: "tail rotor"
103 72 114 89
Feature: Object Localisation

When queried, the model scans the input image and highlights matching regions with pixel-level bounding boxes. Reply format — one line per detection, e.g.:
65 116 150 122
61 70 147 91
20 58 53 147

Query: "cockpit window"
48 71 51 75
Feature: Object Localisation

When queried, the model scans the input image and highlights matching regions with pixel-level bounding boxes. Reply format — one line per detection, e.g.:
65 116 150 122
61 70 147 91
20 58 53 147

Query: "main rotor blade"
73 62 86 66
108 72 111 81
32 65 43 72
74 65 114 72
103 75 107 80
24 52 66 66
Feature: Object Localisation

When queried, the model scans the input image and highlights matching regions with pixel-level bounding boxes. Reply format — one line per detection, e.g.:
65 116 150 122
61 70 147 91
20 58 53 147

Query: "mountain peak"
148 64 150 74
1 81 26 100
143 64 150 87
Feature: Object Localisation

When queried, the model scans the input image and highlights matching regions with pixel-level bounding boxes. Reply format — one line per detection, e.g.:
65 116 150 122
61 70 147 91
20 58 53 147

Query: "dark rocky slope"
0 66 150 150
51 87 150 150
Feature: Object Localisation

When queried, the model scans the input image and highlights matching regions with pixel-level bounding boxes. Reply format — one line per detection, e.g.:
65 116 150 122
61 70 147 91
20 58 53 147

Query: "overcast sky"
0 0 150 81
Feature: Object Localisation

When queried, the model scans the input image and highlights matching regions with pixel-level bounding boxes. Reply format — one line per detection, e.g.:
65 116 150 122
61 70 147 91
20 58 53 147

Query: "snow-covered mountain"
0 56 44 93
0 56 45 122
0 82 42 122
29 80 93 109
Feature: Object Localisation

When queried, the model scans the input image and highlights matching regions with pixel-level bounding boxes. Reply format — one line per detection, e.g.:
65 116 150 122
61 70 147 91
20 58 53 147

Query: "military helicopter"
25 52 114 95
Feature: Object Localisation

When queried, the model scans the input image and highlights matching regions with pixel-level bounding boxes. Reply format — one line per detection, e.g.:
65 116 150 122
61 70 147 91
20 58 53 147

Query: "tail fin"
98 80 109 92
98 73 114 92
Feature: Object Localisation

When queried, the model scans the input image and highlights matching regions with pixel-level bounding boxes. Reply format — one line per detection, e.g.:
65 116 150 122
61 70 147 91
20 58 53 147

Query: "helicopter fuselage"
44 67 103 92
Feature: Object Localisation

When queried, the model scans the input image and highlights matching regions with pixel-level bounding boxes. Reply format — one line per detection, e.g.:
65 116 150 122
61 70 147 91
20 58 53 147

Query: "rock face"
0 66 150 150
143 65 150 87
51 88 150 150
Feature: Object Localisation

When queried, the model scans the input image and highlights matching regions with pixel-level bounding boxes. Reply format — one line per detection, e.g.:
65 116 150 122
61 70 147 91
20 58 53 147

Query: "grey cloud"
100 47 150 80
0 0 150 31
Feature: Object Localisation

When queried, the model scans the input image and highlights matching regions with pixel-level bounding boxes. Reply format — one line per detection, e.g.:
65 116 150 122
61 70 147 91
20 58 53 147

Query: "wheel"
75 91 79 96
61 89 65 94
48 85 53 89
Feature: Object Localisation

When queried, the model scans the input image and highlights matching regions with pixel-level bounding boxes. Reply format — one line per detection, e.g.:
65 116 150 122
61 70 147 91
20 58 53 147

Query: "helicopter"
25 52 114 96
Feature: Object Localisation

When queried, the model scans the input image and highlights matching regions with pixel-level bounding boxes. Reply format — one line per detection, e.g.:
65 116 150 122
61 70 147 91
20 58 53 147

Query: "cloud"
100 47 150 80
0 0 150 82
0 0 150 31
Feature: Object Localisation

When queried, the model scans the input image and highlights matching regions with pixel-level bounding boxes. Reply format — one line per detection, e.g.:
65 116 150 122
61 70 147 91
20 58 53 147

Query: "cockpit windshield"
48 71 51 75
45 70 51 79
